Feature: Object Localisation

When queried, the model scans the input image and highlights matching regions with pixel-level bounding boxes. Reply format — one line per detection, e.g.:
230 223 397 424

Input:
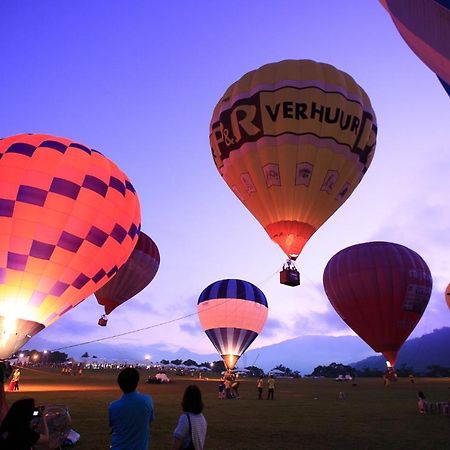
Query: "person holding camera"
0 398 49 449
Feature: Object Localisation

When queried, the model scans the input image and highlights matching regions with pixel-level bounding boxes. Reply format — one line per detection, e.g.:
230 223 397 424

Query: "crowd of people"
0 367 208 450
218 372 276 401
2 365 448 449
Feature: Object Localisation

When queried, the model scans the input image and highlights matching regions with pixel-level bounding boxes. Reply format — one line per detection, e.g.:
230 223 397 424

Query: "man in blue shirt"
109 367 155 450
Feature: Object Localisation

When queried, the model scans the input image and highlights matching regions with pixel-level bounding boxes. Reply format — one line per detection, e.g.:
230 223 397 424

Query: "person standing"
417 391 427 414
257 376 263 400
267 375 275 400
11 369 21 391
109 367 155 450
172 385 207 450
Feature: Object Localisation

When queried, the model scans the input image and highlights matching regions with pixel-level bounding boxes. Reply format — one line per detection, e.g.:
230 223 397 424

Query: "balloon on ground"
95 231 160 325
0 134 141 358
323 241 432 367
210 59 377 274
197 279 268 370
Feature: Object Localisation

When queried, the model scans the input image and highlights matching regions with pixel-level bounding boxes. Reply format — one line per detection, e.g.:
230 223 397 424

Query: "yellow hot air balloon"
446 283 450 311
210 60 377 281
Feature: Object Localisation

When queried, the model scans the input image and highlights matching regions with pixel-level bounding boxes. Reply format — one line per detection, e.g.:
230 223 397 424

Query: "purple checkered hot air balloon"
197 279 268 370
95 231 160 325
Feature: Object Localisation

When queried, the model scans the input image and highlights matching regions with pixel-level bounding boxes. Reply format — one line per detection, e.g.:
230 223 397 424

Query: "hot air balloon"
323 242 432 367
380 0 450 96
445 283 450 311
95 231 160 326
210 60 377 285
0 133 141 358
197 279 268 370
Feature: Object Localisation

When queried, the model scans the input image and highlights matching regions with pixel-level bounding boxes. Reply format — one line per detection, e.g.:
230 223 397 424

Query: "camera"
33 407 42 417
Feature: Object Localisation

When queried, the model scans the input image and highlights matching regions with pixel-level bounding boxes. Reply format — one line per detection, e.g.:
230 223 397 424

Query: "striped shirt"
173 412 207 450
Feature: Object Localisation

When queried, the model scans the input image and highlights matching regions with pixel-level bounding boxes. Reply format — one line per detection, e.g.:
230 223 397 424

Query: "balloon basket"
98 315 108 327
280 260 300 286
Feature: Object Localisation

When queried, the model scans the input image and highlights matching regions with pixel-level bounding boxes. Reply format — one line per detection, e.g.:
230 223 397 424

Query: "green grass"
6 368 450 449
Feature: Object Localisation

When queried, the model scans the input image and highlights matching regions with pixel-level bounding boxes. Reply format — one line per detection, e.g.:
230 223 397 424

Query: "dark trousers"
258 387 262 399
267 388 274 400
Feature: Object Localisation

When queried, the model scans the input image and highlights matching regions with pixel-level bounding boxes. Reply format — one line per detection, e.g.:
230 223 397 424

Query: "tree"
170 359 182 366
425 365 450 377
47 351 69 364
273 364 294 376
210 360 226 373
310 362 355 378
245 365 264 377
183 359 198 367
355 367 383 378
394 363 414 377
160 359 170 365
81 352 89 358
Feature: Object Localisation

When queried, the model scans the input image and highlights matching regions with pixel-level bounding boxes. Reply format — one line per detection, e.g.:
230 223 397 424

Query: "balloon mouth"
222 354 240 371
265 221 316 260
96 297 117 316
0 316 44 360
382 350 398 367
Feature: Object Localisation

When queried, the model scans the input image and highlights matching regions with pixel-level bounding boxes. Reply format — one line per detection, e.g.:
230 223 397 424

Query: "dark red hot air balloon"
95 231 160 325
323 241 432 367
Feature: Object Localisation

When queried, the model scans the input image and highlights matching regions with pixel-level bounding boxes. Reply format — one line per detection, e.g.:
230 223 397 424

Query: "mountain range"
25 327 450 374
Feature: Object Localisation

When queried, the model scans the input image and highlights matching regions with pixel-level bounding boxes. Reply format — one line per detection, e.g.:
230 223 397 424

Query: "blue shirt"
109 391 155 450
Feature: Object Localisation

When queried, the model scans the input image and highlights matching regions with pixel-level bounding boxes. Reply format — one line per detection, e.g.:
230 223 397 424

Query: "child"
218 381 225 399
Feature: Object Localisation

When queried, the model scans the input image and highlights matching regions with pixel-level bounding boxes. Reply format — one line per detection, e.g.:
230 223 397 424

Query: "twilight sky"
1 1 449 362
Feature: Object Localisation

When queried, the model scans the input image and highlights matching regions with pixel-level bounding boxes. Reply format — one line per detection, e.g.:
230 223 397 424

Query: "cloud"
261 317 285 337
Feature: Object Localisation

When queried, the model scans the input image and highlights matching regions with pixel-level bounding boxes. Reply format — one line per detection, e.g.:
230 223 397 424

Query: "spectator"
257 376 263 400
417 391 427 414
109 367 155 450
172 385 207 450
0 398 49 449
267 375 275 400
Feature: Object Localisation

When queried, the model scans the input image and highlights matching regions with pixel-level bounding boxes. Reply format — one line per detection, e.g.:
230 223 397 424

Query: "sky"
1 1 449 363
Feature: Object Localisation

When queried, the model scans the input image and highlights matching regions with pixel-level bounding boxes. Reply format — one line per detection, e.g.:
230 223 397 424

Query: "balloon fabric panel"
95 232 160 315
381 0 450 88
445 283 450 310
197 298 267 332
0 134 141 358
210 60 377 260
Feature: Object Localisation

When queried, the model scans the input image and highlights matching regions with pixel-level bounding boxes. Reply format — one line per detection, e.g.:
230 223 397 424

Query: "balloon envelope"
323 242 432 366
95 231 160 316
197 279 268 370
381 0 450 95
210 59 377 260
0 134 141 358
446 283 450 311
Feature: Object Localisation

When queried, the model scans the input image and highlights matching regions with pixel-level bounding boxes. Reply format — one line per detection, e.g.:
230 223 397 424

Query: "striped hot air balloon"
0 133 141 358
197 279 268 370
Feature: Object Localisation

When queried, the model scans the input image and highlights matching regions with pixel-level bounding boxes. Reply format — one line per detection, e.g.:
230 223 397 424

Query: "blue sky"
1 1 449 362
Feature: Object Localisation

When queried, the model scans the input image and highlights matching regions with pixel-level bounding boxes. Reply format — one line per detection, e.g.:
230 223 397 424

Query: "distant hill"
242 335 375 374
24 327 450 375
351 327 450 373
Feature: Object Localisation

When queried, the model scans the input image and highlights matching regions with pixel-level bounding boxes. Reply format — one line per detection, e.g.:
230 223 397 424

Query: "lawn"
5 368 450 450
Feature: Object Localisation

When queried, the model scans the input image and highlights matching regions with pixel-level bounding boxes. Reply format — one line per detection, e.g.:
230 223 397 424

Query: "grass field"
4 368 450 450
